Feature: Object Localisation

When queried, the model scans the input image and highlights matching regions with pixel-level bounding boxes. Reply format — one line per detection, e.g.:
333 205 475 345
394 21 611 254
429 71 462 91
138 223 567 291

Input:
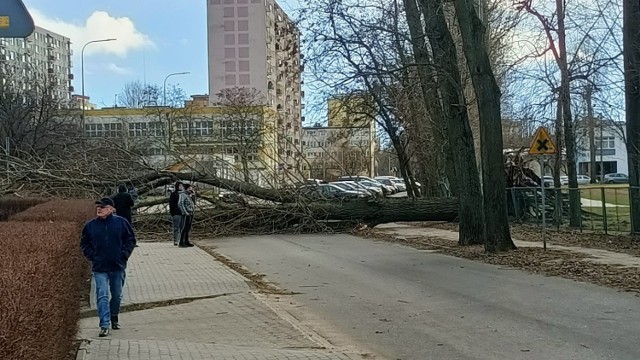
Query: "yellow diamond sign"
528 127 557 155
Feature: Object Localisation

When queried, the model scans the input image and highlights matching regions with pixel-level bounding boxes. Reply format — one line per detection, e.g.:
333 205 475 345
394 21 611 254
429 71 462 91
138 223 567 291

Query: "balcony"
68 73 74 80
69 86 74 92
47 68 54 74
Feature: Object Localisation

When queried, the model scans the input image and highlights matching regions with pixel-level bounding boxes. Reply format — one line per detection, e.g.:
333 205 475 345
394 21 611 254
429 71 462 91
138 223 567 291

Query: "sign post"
528 127 557 250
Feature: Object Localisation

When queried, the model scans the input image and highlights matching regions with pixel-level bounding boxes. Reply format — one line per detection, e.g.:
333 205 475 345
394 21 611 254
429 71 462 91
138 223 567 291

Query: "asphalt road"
209 234 640 360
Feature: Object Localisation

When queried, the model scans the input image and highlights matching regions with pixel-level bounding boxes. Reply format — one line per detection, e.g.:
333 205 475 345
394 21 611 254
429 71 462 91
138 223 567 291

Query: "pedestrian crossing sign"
528 127 556 155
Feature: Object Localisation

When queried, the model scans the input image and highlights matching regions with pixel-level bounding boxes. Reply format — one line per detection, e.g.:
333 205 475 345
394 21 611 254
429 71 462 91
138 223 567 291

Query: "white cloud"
28 8 154 58
106 63 133 75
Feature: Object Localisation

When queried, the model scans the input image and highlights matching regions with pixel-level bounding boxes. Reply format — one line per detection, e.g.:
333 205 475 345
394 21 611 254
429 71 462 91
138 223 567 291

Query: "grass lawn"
582 206 631 233
578 184 630 206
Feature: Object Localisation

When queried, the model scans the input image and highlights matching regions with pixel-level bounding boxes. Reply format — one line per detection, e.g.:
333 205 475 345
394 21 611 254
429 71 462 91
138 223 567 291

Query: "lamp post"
163 72 190 106
81 38 116 128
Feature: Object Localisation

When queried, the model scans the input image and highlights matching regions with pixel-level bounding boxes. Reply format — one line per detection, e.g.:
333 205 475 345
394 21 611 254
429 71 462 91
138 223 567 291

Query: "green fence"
506 185 637 234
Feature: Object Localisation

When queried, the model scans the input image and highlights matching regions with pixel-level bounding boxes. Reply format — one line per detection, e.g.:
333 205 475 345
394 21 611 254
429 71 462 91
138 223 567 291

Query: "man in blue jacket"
80 197 137 337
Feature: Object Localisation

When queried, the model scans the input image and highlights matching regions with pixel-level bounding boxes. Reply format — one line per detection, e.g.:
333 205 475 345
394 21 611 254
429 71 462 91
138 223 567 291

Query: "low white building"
575 122 628 177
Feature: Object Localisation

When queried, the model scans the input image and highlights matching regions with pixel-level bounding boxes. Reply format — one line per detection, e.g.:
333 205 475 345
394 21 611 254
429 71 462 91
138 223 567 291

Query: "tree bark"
402 0 452 197
419 0 486 246
624 0 640 234
451 0 516 252
556 0 581 227
585 86 598 183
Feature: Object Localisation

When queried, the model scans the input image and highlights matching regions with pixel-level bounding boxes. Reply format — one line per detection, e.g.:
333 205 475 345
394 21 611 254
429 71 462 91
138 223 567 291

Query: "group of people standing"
169 181 196 247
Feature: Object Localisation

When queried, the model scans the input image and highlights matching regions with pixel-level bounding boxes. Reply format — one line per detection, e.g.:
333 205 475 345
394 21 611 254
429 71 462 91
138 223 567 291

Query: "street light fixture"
81 38 116 128
163 72 190 106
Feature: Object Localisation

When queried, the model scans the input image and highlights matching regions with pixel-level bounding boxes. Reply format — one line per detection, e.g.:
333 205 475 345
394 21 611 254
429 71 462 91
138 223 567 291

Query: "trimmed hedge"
10 200 95 222
0 197 47 221
0 200 93 360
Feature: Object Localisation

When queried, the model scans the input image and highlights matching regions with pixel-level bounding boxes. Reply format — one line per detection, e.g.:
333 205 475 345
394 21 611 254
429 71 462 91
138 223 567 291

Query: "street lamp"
163 72 190 106
81 38 116 128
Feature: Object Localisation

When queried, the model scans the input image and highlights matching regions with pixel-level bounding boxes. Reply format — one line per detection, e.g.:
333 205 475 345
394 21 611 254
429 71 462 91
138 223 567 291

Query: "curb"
75 339 90 360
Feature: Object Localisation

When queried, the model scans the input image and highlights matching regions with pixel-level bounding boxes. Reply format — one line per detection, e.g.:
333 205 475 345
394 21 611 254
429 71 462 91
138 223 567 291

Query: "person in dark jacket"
111 185 135 224
80 197 137 338
169 181 184 246
178 183 195 247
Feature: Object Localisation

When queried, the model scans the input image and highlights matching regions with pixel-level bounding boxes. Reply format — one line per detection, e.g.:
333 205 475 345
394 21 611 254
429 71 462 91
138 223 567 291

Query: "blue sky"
22 0 300 108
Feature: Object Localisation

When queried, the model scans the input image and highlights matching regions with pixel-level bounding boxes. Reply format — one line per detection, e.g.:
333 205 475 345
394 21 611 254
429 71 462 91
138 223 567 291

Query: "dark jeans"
180 214 193 245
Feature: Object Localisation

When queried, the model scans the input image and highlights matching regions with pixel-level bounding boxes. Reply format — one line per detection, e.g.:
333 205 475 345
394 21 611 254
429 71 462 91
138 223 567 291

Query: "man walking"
178 183 195 247
80 197 137 337
111 184 135 225
169 181 184 246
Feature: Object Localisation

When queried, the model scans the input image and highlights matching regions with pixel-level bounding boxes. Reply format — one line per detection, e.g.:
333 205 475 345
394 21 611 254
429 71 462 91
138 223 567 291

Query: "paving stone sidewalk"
79 243 358 360
376 223 640 267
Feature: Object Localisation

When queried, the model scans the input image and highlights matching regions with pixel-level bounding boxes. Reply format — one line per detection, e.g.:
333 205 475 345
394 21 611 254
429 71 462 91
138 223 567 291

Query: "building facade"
207 0 303 174
0 26 73 101
302 125 376 180
576 121 628 177
82 106 279 187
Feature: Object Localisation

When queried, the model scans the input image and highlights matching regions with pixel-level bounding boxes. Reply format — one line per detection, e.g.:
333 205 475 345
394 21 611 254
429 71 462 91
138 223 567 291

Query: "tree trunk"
553 97 563 227
402 0 451 197
419 0 485 246
585 86 598 183
451 0 515 252
556 0 581 228
624 0 640 235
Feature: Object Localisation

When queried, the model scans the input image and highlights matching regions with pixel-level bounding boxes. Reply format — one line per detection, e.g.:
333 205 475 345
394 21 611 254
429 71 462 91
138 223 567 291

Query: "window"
224 34 235 45
85 123 122 138
176 122 190 137
225 61 236 72
128 122 147 137
238 47 249 58
238 34 249 45
225 48 235 58
237 6 249 17
596 136 615 149
224 20 235 31
223 7 234 17
148 122 166 137
238 20 249 31
225 74 236 85
239 74 250 85
191 121 214 136
239 61 250 72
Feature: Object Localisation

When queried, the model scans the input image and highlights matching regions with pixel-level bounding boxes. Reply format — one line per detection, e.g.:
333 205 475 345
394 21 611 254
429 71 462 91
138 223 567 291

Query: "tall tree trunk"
553 96 563 227
556 0 581 227
402 0 451 197
585 85 598 183
451 0 515 252
419 0 485 246
624 0 640 234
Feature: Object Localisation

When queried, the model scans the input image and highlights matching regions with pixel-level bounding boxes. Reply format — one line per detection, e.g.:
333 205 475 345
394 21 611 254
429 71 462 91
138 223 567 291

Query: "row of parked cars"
542 173 629 187
298 176 419 200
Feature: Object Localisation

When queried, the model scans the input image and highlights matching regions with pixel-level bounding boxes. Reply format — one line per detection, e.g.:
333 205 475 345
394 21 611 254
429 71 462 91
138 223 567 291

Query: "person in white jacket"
178 184 195 248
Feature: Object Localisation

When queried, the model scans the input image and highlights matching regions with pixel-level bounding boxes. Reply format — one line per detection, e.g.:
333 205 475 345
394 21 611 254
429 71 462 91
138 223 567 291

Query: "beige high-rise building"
207 0 303 173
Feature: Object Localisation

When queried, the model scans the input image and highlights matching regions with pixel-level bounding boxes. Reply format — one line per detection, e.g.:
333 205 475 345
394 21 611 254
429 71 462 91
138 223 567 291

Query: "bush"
10 200 95 222
0 197 47 221
0 200 93 360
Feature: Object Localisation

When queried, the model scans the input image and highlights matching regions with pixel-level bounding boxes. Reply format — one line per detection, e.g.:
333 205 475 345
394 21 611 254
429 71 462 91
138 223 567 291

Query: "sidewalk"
77 243 358 360
375 223 640 268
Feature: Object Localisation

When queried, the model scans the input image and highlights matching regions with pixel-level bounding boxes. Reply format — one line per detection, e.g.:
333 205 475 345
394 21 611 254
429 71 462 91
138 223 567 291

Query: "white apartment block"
207 0 303 174
576 122 628 177
0 26 73 101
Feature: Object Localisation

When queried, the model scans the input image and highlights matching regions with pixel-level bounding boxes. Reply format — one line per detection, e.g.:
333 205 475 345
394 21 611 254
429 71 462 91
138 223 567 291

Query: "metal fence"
506 185 639 234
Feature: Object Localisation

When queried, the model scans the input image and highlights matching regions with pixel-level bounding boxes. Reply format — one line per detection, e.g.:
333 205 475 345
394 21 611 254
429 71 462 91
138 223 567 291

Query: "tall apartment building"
0 26 73 101
207 0 303 174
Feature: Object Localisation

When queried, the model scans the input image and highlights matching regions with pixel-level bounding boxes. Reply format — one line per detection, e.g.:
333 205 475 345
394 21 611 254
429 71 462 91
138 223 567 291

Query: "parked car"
376 178 399 194
561 175 592 185
299 184 365 200
338 175 375 182
331 182 373 198
359 180 392 196
336 180 383 197
603 173 629 184
390 179 407 192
